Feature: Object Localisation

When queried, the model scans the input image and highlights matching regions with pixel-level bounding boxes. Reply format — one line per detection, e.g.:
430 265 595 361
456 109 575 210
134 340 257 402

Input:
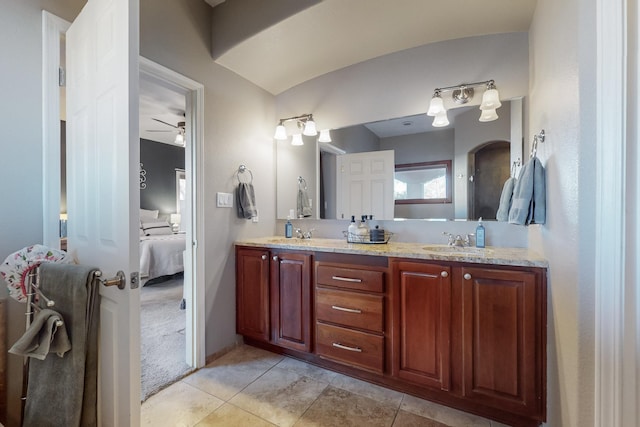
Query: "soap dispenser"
475 217 485 248
285 216 293 238
347 215 357 241
357 215 370 240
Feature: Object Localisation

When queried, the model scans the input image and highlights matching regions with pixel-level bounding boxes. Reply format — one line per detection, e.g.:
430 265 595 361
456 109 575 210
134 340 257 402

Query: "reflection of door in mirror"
176 169 186 232
335 150 395 220
468 141 510 220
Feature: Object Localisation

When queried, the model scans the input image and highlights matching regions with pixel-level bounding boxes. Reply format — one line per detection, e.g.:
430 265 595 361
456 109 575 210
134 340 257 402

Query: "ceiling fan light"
303 119 317 136
480 88 502 110
479 108 499 122
318 129 332 143
274 124 288 140
432 111 449 128
427 94 446 117
291 134 304 146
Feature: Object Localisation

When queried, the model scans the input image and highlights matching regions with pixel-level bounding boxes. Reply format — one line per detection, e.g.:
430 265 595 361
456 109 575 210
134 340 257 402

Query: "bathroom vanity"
235 238 547 427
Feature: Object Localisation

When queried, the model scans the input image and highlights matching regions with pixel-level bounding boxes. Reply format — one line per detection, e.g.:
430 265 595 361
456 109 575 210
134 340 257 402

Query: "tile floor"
141 344 511 427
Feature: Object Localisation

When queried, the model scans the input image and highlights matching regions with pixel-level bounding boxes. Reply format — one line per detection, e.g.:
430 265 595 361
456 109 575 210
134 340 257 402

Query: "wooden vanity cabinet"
391 260 452 391
270 250 312 352
314 256 388 374
235 246 270 342
458 266 546 420
235 246 313 351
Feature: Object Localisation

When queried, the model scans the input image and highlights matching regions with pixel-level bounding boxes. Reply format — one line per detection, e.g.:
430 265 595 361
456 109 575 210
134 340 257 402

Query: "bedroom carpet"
140 275 192 402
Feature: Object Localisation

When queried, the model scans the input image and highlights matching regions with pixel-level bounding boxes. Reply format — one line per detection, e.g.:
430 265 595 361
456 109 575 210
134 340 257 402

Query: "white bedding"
139 234 186 285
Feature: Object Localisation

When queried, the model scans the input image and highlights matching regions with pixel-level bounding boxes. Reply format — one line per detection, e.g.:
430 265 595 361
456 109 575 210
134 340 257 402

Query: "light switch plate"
216 192 233 208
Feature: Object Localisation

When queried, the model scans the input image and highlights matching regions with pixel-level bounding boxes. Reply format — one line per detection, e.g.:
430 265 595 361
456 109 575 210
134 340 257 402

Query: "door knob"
464 273 472 280
440 271 449 278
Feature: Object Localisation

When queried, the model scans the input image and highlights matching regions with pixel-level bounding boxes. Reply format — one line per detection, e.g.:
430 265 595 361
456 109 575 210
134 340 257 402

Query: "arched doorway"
468 141 510 220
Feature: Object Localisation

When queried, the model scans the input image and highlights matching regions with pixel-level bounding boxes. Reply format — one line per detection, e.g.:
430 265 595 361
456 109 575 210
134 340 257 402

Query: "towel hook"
236 164 253 184
530 129 545 159
298 176 307 190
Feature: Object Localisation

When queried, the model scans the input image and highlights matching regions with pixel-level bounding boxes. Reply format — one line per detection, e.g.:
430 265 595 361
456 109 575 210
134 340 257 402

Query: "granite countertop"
235 236 548 268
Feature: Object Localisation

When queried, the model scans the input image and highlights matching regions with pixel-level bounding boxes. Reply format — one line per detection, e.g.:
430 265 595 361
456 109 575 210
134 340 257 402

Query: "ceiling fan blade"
151 118 178 128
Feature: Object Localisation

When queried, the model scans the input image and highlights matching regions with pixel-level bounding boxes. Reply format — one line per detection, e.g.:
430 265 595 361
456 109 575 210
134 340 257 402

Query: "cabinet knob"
272 255 278 261
440 271 449 278
261 254 267 260
464 273 472 280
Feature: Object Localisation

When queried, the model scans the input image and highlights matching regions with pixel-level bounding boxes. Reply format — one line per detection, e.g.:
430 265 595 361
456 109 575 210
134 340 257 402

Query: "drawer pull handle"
332 342 362 352
331 305 362 314
332 276 363 283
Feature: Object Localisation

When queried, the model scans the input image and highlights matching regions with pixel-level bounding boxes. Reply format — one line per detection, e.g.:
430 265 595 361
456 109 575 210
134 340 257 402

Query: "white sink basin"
422 245 493 257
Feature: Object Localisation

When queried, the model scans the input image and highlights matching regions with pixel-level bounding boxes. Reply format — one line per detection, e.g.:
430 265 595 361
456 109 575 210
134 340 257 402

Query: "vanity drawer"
316 323 384 373
316 265 384 293
316 288 383 333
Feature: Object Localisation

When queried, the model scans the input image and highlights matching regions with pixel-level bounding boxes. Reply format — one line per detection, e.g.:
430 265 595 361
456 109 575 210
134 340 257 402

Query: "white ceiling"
140 0 537 142
139 77 186 145
213 0 538 95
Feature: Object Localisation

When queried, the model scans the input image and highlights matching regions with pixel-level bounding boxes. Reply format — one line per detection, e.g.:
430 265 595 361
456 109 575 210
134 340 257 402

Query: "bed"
139 234 186 286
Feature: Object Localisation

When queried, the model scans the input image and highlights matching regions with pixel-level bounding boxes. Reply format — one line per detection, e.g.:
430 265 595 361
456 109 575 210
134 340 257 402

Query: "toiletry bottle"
475 217 485 248
357 215 370 240
285 216 293 238
347 215 357 241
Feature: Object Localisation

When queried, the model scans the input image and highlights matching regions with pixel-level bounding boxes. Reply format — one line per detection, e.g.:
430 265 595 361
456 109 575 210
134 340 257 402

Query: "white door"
336 150 395 220
66 0 140 425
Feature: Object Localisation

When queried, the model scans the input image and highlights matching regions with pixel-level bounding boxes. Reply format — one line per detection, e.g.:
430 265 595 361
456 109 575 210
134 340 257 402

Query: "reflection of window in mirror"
394 160 452 204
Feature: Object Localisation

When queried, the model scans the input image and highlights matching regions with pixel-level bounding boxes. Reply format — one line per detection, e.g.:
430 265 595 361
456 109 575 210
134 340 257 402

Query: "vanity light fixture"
274 113 331 144
426 80 501 127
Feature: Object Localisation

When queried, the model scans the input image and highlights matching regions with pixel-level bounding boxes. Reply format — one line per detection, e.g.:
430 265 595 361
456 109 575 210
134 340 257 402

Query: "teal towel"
508 157 546 225
496 177 516 222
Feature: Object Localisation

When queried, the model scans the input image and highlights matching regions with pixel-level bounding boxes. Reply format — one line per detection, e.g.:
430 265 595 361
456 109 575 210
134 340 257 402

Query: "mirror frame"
394 160 452 205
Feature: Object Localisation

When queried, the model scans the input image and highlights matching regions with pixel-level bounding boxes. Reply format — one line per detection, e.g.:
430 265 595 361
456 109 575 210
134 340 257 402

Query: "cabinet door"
461 267 542 417
271 252 312 352
392 261 451 391
236 247 270 342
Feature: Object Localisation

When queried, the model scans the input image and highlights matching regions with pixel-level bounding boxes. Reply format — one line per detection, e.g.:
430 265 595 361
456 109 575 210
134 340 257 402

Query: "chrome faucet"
295 228 315 239
442 232 474 247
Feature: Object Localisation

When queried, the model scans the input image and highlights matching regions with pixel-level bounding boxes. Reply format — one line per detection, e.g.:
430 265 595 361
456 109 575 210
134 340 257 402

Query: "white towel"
508 157 546 225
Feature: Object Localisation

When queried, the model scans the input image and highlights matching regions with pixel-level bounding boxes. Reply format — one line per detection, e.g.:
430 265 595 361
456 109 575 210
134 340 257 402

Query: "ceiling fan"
148 118 186 146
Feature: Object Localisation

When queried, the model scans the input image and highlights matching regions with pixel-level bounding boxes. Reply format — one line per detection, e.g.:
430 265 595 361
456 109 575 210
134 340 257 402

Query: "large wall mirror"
276 98 523 221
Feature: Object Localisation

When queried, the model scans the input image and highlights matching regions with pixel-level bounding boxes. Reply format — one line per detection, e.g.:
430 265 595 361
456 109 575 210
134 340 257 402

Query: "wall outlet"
216 192 233 208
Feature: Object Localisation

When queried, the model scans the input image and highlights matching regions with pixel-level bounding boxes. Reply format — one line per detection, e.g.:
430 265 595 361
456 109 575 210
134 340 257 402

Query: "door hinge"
58 67 66 87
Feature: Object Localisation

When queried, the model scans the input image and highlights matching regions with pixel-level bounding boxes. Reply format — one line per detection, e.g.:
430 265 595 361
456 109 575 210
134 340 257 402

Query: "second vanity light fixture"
427 80 502 128
274 113 332 145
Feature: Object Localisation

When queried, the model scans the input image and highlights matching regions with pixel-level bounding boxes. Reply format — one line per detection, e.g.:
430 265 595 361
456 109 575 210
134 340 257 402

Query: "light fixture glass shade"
291 134 304 146
175 132 185 146
427 95 446 116
479 108 499 122
432 111 449 127
318 129 332 142
480 88 502 110
303 119 317 136
274 124 288 140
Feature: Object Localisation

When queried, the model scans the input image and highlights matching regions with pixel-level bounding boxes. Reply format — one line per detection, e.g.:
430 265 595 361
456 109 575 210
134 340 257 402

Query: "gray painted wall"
139 139 185 216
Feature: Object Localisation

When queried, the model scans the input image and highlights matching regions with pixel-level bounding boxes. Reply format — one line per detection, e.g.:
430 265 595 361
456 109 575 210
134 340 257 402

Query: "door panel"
66 0 140 424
